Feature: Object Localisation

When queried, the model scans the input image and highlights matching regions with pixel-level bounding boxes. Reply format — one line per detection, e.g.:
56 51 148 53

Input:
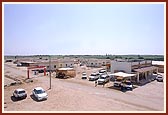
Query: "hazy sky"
4 3 165 55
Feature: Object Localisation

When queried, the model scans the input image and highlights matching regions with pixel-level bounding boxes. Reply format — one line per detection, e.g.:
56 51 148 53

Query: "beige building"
16 58 76 71
84 59 111 67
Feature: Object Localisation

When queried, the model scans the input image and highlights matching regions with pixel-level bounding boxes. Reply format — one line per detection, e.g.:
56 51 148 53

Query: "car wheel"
121 86 123 91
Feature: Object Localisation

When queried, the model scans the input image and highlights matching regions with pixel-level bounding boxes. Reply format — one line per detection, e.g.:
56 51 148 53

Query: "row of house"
16 59 76 71
13 57 164 83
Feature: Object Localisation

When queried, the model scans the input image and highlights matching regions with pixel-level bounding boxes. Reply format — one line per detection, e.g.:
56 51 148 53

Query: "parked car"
121 80 133 91
82 72 87 79
88 72 100 81
99 69 107 75
13 89 27 99
32 87 48 101
113 77 123 87
97 74 110 85
156 74 163 82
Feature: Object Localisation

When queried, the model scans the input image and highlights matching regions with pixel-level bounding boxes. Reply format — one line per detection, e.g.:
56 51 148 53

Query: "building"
152 61 164 73
111 59 158 83
16 58 76 71
84 59 111 68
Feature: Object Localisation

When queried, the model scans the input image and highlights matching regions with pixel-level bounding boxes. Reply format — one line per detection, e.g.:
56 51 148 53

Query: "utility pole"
49 55 51 89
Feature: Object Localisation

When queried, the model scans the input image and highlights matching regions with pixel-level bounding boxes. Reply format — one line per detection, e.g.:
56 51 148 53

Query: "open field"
3 62 164 112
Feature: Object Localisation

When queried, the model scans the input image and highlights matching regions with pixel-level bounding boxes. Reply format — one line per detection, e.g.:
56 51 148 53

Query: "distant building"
15 58 77 71
84 59 111 68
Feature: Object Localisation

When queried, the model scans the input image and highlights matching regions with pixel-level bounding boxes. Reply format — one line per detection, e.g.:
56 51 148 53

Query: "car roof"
91 72 97 74
99 69 106 71
101 74 107 77
34 87 44 90
16 88 25 91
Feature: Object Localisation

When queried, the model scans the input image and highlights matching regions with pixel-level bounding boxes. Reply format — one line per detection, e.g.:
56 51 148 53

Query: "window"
54 65 56 68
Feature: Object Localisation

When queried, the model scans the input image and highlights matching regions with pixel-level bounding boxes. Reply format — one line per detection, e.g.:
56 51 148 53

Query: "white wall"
140 61 146 64
131 62 139 66
111 60 132 73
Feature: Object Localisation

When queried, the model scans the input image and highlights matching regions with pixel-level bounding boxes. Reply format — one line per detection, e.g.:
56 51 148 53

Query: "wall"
111 60 132 73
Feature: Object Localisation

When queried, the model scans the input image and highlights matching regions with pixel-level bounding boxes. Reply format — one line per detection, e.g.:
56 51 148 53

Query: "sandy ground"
3 62 165 112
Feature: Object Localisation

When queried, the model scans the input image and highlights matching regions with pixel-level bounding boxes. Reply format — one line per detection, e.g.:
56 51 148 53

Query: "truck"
56 68 76 79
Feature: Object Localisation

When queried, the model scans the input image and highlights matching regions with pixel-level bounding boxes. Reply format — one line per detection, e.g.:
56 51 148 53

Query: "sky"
4 3 165 55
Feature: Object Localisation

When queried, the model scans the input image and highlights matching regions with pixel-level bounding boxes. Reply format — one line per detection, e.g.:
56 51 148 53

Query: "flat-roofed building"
111 59 158 83
152 61 164 73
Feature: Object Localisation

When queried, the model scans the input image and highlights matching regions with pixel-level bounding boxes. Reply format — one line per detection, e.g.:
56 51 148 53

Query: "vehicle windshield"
36 89 45 94
125 82 132 85
116 79 123 82
91 74 96 76
100 76 105 79
18 90 25 94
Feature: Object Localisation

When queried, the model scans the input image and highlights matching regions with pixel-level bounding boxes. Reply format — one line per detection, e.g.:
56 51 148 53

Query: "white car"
121 80 133 91
97 74 110 84
114 77 123 87
156 74 163 82
89 72 100 81
82 72 87 79
99 69 107 75
32 87 48 101
13 88 27 99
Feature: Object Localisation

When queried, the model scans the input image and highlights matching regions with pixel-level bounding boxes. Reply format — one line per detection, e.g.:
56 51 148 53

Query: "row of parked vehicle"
82 69 110 85
13 87 48 101
82 69 133 91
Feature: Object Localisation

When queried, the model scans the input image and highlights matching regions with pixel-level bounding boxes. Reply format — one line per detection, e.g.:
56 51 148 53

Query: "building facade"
111 59 158 83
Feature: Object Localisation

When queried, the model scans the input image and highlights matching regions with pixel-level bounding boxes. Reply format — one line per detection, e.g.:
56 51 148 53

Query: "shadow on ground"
30 94 47 102
11 96 26 102
107 85 138 93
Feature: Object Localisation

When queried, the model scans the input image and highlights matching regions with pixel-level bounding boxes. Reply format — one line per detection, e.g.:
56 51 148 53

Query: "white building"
111 59 158 83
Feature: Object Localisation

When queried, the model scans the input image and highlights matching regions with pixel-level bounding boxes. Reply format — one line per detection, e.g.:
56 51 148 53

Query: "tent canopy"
109 72 136 78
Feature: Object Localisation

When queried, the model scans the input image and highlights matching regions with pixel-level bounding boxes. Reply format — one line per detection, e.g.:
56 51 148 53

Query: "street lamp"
49 55 51 89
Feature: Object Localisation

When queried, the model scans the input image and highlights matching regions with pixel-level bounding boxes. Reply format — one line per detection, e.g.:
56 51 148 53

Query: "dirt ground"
3 62 165 112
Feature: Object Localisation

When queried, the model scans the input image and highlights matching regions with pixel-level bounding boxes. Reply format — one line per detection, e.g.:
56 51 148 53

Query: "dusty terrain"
3 62 165 112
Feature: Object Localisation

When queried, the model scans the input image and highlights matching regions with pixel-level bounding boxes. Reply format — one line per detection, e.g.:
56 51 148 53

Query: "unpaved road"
3 63 164 112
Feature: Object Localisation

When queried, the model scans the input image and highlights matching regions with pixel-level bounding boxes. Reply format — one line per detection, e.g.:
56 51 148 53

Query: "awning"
133 66 158 73
109 72 136 78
